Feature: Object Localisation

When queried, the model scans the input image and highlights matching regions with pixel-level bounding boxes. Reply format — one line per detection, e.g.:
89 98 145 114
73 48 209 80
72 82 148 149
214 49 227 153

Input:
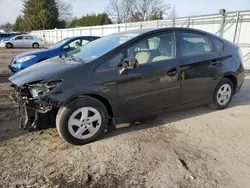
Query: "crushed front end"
10 81 63 131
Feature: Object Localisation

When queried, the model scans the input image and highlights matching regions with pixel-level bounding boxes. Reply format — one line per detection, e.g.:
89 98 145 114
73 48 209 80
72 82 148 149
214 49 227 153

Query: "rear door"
177 32 221 104
24 36 34 47
117 32 182 118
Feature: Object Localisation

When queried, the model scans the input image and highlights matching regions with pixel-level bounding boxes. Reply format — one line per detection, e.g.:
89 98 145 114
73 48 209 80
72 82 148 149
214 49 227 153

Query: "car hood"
9 57 82 86
14 48 51 60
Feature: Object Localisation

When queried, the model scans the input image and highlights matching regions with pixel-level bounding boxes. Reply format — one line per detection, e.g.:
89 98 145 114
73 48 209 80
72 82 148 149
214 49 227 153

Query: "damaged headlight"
29 80 62 99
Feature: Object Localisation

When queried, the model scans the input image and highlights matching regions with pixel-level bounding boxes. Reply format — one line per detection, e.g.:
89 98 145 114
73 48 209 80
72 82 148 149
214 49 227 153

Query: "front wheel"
6 43 13 48
56 97 109 145
209 78 234 110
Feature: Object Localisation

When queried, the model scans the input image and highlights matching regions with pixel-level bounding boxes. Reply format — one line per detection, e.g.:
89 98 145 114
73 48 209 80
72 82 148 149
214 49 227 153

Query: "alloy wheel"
216 84 232 106
68 107 102 139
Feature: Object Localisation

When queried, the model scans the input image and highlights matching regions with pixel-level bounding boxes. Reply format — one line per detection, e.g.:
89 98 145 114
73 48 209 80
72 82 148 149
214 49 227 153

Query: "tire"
32 43 39 48
56 97 109 145
209 78 234 110
6 43 13 48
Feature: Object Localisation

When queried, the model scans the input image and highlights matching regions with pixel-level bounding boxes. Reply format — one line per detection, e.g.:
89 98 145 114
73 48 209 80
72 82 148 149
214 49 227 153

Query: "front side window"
70 33 138 63
68 39 82 49
127 33 175 65
180 33 212 57
14 36 24 40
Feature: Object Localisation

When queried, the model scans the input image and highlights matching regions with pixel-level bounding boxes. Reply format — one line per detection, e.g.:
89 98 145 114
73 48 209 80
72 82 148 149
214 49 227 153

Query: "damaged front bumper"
10 85 62 130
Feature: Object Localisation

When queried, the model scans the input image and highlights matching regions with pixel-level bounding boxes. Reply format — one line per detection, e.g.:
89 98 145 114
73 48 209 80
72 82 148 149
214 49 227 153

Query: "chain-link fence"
30 10 250 69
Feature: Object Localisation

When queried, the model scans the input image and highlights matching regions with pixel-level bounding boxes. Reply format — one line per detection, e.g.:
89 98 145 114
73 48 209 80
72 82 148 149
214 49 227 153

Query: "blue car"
8 36 100 73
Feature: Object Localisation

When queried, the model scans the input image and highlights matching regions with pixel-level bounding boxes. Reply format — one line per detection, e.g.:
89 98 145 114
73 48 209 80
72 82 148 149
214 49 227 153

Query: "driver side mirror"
63 45 70 50
119 58 139 74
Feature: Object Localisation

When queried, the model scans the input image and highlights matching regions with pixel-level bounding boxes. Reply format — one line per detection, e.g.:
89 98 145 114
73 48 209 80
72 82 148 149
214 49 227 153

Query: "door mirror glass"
122 58 139 69
119 58 139 74
63 45 70 50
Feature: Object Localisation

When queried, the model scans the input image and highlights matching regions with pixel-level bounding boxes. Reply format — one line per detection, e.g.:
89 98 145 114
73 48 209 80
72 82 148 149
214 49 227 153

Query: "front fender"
47 86 119 116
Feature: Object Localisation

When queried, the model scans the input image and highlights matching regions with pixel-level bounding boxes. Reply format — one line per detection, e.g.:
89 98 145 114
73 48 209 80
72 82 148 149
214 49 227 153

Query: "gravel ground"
0 48 250 188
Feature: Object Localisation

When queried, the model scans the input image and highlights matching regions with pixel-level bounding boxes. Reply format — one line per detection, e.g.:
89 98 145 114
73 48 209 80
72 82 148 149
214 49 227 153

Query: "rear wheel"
32 43 39 48
56 97 109 145
6 43 13 48
209 78 234 110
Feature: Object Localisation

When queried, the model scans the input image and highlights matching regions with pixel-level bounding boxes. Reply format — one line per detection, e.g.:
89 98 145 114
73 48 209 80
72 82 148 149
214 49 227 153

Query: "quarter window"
98 53 124 70
127 33 175 65
210 37 224 51
180 33 212 56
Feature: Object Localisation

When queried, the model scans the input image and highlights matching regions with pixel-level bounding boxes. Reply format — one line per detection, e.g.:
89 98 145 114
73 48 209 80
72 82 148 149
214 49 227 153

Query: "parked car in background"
0 32 27 41
1 34 43 48
8 36 100 73
9 28 245 145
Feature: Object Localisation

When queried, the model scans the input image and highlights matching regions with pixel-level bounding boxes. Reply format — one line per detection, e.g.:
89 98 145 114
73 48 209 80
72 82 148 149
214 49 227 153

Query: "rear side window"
180 33 212 57
25 36 33 40
210 37 224 51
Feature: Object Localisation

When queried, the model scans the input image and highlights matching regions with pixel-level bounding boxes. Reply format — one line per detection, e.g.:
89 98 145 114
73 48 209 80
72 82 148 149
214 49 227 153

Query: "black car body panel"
9 27 245 128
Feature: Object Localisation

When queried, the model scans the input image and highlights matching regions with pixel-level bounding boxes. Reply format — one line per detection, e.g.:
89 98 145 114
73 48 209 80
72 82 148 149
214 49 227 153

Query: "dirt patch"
0 48 250 188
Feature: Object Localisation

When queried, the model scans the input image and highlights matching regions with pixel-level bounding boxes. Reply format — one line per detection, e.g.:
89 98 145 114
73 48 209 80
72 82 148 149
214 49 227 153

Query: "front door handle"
167 68 178 76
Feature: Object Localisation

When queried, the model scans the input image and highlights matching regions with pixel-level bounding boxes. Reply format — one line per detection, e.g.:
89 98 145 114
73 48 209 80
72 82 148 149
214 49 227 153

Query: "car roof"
70 36 100 39
117 27 222 40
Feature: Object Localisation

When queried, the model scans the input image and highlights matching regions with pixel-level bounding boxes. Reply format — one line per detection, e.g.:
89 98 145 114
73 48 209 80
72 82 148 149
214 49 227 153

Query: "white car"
1 35 43 48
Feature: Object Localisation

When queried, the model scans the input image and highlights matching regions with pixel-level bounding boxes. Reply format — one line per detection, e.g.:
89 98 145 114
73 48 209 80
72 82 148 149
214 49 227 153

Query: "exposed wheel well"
223 74 237 92
80 94 114 119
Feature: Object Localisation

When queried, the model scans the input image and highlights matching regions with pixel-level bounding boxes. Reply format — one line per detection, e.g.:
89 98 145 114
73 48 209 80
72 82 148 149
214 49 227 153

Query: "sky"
0 0 249 25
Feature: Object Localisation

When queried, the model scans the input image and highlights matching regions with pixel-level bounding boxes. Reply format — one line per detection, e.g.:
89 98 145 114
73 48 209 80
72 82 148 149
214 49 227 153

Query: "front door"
117 32 181 118
12 36 24 47
177 32 221 104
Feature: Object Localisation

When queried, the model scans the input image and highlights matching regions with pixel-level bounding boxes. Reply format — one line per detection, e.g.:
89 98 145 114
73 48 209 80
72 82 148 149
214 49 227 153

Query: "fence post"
187 17 190 28
219 9 226 37
172 18 175 27
233 12 240 43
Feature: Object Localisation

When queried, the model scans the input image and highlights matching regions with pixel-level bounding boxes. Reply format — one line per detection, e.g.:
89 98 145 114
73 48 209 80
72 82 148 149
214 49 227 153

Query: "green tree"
13 16 25 32
14 0 67 31
150 11 163 20
70 13 112 27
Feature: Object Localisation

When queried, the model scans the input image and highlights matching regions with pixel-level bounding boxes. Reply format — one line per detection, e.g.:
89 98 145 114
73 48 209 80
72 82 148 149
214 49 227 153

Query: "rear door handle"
167 68 178 76
211 59 221 66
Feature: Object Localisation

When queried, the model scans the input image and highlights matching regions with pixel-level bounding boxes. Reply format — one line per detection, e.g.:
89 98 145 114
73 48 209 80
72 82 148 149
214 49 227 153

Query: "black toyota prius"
9 27 245 145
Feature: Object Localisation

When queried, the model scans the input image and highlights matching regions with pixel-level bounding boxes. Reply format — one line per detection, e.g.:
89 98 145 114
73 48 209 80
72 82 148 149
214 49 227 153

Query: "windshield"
50 38 69 49
67 33 138 63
